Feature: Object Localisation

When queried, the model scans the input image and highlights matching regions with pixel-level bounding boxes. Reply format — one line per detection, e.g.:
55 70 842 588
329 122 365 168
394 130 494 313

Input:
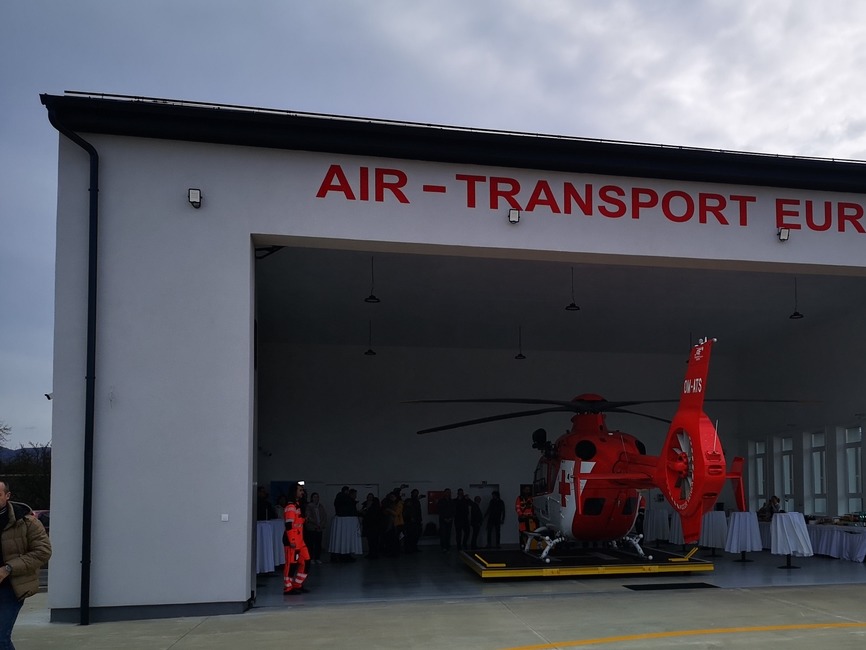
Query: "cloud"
4 1 866 444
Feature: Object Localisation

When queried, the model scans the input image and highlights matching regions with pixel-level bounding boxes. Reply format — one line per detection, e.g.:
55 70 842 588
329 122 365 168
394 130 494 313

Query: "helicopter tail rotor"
655 338 727 543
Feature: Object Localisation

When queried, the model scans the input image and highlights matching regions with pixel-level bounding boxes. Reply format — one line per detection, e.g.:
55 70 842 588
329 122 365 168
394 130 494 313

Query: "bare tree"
0 421 10 446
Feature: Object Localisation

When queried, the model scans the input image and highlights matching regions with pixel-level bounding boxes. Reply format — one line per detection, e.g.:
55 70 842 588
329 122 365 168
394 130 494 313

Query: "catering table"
806 523 866 562
724 511 762 560
269 519 285 567
667 511 726 549
668 512 684 545
698 510 728 551
770 512 813 568
328 515 363 555
643 508 670 544
255 520 286 574
256 521 276 574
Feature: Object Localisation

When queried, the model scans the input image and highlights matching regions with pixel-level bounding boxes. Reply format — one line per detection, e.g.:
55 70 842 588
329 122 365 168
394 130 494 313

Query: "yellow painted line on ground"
501 622 866 649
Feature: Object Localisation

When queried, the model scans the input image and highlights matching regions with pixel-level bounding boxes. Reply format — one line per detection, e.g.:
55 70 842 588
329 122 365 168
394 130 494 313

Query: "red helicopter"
414 338 747 561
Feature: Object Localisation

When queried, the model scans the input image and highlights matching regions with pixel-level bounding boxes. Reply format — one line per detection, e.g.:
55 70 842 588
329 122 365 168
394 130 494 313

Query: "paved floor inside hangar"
14 543 866 649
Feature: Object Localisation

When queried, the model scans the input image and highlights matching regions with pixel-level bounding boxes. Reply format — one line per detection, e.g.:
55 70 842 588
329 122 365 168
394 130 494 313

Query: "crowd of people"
256 483 523 580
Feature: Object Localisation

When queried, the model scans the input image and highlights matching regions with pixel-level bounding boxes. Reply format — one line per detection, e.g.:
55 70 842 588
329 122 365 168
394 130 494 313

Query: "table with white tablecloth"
758 518 866 562
255 520 287 574
725 511 762 556
643 509 670 544
806 524 866 562
667 511 726 547
328 515 363 555
770 512 813 563
256 521 276 574
269 519 285 567
698 510 728 550
668 511 684 545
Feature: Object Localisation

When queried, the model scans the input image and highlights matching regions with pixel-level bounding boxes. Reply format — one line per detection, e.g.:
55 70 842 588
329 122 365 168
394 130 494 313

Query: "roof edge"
41 93 866 193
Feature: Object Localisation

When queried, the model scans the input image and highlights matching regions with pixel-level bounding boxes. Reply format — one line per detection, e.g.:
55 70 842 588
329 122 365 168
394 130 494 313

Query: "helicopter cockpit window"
622 496 638 516
583 498 604 515
575 440 596 461
533 459 549 495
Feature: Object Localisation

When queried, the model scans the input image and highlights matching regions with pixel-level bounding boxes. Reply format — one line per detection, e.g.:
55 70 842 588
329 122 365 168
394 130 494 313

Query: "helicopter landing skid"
617 532 653 561
522 527 566 563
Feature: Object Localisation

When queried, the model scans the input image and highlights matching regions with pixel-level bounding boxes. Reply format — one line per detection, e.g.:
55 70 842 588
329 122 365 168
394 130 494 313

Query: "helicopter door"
555 459 577 532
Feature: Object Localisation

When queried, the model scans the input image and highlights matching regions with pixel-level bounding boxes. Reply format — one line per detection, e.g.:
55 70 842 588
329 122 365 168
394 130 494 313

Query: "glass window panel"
814 497 827 513
755 441 766 454
846 427 862 444
811 432 824 447
782 437 793 452
782 454 793 494
756 462 765 496
847 448 861 494
812 450 825 494
849 497 863 513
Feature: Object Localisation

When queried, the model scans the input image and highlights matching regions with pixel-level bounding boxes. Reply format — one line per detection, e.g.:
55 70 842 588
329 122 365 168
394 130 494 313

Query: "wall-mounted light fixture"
508 209 520 224
188 188 202 209
777 227 790 241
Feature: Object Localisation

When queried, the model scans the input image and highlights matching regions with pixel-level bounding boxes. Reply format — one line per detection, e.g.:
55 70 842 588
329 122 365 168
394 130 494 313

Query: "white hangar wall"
49 123 866 620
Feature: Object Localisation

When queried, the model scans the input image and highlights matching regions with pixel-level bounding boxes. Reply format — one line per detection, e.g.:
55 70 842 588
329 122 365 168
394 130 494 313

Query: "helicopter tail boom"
655 338 728 543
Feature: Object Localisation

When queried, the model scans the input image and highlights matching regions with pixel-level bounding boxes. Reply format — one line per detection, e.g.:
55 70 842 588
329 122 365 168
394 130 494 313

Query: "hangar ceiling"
255 245 866 357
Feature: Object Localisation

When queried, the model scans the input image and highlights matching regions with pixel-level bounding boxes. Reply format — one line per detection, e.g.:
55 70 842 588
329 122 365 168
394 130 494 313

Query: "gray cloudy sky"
2 1 865 447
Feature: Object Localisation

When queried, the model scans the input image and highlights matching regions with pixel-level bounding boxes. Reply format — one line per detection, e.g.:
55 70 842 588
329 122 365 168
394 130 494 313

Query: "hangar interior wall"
254 340 743 542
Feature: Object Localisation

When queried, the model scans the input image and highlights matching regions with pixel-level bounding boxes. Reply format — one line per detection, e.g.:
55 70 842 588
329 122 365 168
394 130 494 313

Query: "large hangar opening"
252 242 866 524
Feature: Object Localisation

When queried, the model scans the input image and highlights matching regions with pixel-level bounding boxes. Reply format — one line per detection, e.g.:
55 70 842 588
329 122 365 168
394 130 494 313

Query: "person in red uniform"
283 482 311 595
515 484 537 547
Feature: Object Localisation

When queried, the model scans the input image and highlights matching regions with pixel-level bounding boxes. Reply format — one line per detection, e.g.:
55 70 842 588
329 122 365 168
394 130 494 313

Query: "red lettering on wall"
563 183 592 215
775 199 802 230
525 180 561 213
456 174 486 208
699 193 728 225
804 200 832 232
599 185 626 218
316 164 356 200
838 202 866 233
359 167 370 202
729 195 756 226
631 188 659 219
662 191 694 223
374 168 409 203
490 177 522 209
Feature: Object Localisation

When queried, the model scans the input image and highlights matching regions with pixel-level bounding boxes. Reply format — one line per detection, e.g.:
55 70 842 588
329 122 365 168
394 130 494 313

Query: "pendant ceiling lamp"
565 267 580 311
515 326 526 360
364 319 377 356
789 277 804 320
364 256 381 304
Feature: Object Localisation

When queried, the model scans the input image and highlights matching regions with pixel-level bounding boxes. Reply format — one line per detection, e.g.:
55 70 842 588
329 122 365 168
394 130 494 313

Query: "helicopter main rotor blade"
606 408 672 424
408 397 683 413
416 406 574 434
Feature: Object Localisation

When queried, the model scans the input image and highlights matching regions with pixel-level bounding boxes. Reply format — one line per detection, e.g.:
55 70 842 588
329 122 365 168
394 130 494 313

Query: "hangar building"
41 92 866 621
